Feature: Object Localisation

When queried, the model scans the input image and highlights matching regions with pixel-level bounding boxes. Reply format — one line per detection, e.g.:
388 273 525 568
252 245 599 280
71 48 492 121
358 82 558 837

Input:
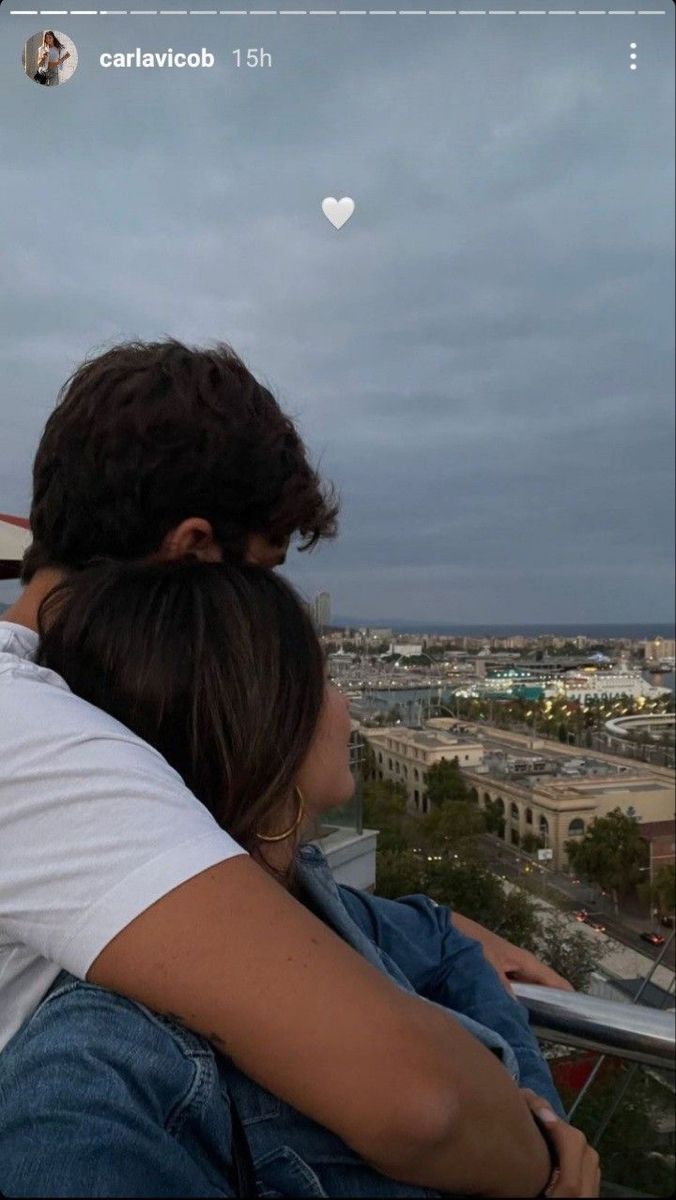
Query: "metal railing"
513 983 675 1070
515 978 676 1194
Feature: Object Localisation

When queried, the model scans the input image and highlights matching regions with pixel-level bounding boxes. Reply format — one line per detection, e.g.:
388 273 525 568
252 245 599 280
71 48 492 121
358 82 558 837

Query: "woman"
36 31 70 86
0 559 598 1197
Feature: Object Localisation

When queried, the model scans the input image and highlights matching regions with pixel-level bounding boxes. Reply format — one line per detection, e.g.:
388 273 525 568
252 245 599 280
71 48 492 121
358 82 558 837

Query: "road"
481 834 675 971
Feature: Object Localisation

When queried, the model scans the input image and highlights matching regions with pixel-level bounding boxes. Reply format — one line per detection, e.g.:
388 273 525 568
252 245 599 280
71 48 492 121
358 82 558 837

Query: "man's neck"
3 569 66 634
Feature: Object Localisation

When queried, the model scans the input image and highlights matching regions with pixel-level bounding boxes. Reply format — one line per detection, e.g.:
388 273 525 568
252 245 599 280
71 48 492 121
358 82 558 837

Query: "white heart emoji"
322 197 355 230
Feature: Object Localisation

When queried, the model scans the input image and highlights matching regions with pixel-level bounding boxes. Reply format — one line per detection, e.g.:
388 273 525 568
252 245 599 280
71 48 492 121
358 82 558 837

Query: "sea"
1 601 673 691
335 620 676 640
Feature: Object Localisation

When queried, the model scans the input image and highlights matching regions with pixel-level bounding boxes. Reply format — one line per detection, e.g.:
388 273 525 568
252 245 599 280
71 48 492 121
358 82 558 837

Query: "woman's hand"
521 1089 601 1198
452 913 574 994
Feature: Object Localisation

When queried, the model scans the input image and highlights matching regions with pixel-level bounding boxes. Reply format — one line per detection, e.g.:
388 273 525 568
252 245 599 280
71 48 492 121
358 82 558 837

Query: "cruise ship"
544 667 671 704
455 665 671 705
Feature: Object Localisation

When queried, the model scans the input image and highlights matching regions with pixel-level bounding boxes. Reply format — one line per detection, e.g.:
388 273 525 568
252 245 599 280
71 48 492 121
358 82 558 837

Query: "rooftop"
562 782 673 797
367 725 482 751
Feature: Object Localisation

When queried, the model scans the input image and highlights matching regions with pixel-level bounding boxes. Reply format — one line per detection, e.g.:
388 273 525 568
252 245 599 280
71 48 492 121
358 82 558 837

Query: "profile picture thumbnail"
23 30 78 87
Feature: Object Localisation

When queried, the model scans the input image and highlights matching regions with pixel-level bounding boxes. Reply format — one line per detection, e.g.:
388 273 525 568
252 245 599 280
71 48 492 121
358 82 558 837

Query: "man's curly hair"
23 339 338 581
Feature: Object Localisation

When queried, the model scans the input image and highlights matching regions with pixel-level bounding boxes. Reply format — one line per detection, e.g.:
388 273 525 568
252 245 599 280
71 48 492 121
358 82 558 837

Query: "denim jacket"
0 844 561 1198
220 844 562 1198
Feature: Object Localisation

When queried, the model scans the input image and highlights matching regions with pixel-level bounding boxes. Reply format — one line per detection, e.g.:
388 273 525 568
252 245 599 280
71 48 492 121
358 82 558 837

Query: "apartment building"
465 769 676 871
643 637 676 663
312 591 332 630
364 725 484 813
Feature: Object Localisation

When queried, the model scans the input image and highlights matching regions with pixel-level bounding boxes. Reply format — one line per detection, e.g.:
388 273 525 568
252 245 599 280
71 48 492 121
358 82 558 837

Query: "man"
0 340 568 1196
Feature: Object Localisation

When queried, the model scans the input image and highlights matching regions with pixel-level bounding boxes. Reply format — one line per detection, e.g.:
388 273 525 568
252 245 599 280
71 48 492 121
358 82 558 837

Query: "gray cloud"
0 7 673 620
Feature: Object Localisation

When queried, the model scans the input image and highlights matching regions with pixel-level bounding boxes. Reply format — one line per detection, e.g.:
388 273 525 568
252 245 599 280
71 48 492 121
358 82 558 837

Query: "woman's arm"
89 856 551 1197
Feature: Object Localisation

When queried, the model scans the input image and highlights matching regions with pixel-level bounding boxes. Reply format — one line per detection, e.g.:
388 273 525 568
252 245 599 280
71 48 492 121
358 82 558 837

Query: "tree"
521 832 544 854
362 778 411 853
375 849 426 898
376 852 541 952
415 800 485 858
537 914 606 992
566 808 650 913
555 1061 675 1197
483 797 506 839
425 758 469 808
639 864 676 921
494 887 542 952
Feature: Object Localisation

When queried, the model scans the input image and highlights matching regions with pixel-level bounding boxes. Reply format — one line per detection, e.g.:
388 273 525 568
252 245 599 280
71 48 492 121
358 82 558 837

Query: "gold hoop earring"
256 786 306 843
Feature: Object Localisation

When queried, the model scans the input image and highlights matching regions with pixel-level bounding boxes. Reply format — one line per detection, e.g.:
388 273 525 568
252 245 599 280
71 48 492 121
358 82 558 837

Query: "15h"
232 48 272 68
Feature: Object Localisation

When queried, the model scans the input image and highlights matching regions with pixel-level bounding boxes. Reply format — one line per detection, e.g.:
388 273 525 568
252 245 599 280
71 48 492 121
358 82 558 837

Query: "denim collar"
296 843 415 992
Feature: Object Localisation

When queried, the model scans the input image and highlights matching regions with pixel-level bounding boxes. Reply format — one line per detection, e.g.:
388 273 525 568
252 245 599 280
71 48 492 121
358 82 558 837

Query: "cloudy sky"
1 4 674 623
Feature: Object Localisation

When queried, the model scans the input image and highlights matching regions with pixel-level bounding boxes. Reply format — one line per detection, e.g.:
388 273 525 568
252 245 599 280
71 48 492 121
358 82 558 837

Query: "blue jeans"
0 974 236 1197
0 846 562 1196
0 971 439 1199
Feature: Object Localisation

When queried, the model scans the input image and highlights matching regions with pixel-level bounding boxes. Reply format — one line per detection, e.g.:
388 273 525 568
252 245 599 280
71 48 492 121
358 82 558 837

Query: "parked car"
640 931 666 947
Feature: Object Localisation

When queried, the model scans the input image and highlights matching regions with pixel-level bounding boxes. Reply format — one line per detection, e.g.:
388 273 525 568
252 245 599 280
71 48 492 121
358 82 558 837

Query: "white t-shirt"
0 620 245 1052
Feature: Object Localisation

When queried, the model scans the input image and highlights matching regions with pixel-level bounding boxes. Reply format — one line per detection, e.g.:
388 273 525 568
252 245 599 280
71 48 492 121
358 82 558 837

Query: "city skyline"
329 619 676 637
0 592 673 640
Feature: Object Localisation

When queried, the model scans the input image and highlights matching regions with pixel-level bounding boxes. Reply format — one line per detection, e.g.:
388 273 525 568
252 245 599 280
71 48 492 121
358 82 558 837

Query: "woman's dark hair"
23 339 338 582
37 559 326 851
43 31 63 48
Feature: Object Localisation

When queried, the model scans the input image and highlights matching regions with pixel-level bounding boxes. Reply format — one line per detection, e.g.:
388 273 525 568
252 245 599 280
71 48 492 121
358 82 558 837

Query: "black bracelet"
531 1111 560 1198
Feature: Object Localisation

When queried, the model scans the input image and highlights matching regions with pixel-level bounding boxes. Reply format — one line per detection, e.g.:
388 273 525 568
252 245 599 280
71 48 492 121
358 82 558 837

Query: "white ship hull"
545 673 670 703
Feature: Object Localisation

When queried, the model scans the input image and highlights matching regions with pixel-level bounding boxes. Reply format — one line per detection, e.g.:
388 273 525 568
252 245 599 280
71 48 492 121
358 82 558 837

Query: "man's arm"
89 857 552 1197
338 885 564 1116
0 676 549 1197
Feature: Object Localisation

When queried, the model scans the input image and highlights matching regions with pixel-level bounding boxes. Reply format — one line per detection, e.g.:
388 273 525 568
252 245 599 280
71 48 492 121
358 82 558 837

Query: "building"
327 650 359 676
464 768 676 871
319 824 378 890
0 513 30 580
504 755 550 776
643 638 676 664
364 725 484 814
637 819 676 881
604 712 675 748
312 591 331 631
390 642 423 659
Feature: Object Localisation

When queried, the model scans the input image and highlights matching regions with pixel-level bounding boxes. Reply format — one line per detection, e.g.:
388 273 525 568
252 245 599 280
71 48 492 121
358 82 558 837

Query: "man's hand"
452 912 574 994
521 1088 601 1198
